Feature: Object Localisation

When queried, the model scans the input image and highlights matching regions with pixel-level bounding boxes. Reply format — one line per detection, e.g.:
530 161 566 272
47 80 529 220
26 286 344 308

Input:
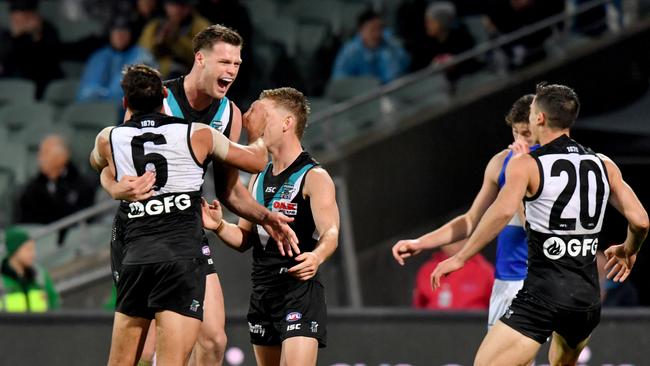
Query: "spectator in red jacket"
413 240 494 310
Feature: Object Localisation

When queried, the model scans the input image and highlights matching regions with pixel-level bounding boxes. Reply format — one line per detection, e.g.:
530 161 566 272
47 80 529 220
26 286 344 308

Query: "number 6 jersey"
524 134 610 309
110 112 207 265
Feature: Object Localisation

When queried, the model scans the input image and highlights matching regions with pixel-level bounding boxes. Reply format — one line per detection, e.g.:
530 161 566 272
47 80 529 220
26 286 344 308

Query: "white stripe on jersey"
111 123 204 195
526 153 609 235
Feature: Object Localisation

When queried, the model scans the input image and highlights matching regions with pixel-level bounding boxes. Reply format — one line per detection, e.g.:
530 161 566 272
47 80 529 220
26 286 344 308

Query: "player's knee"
197 328 227 353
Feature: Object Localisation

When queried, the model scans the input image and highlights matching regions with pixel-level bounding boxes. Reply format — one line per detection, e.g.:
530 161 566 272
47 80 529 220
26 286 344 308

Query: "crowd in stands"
0 0 637 311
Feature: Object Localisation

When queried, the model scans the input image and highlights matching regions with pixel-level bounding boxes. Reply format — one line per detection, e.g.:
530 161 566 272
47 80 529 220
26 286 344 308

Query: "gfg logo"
128 194 192 218
543 237 598 260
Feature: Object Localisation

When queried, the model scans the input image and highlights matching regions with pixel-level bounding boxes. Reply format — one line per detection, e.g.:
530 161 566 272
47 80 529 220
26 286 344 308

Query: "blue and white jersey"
494 144 540 280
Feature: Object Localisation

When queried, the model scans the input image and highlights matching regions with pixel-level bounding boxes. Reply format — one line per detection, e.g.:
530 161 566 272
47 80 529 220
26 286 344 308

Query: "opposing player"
102 25 299 366
89 65 271 366
392 94 536 327
432 83 648 365
201 87 339 366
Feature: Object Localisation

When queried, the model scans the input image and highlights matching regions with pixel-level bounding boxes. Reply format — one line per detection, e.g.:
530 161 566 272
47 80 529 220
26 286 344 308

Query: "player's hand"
242 102 268 142
391 239 422 266
603 244 637 282
109 171 156 202
430 255 465 290
201 198 224 231
508 140 530 155
288 252 322 281
261 212 300 257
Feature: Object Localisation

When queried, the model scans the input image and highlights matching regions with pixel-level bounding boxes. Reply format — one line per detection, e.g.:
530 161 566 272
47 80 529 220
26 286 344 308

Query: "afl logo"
543 237 566 260
285 312 302 322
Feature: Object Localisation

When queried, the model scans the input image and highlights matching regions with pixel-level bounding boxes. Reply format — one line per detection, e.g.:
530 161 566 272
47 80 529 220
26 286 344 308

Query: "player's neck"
539 129 570 146
269 138 303 174
184 72 213 111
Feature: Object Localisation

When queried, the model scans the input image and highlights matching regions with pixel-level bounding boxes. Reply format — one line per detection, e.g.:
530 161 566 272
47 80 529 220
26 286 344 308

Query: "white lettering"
567 239 582 257
127 194 193 218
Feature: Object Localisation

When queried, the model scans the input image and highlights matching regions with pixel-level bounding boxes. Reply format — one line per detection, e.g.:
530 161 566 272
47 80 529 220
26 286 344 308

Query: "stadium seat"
462 15 490 45
253 16 298 56
57 20 103 43
0 2 9 29
245 0 277 28
296 22 330 57
286 0 342 30
44 78 81 110
324 76 381 102
454 71 501 95
338 2 367 36
0 141 29 185
64 224 112 253
0 103 55 135
15 123 74 178
59 102 119 129
308 97 334 116
61 61 86 78
0 79 36 106
392 73 451 104
0 168 14 227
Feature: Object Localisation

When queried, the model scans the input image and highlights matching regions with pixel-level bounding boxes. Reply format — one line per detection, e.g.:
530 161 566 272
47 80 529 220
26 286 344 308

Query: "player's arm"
192 124 267 173
599 155 649 282
288 168 340 281
100 167 156 202
89 127 114 171
431 154 532 289
392 151 504 265
201 198 254 252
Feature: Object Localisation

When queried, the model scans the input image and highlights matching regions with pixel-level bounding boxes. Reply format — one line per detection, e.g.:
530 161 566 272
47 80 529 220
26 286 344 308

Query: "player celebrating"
432 83 648 365
202 87 340 366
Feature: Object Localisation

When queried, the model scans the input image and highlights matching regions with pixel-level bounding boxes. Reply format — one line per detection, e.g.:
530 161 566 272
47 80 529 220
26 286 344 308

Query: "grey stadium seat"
44 78 81 110
0 103 55 135
0 79 36 106
324 76 381 102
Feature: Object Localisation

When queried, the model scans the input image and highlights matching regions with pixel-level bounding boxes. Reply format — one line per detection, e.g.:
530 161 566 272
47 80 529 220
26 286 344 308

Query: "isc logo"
286 324 301 331
128 194 192 218
543 237 598 260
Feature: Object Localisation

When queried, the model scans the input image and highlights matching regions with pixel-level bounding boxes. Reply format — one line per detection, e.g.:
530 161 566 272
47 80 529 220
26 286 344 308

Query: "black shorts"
201 231 217 275
110 214 126 285
116 258 206 321
500 289 601 348
247 280 327 348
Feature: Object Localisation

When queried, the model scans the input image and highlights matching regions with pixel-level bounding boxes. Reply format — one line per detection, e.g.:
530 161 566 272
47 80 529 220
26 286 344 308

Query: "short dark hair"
505 94 534 126
357 9 381 29
534 82 580 129
192 24 243 53
120 64 164 114
259 87 310 139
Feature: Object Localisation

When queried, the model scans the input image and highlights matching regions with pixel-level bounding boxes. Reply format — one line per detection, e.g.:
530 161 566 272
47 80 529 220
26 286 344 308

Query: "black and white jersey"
110 112 206 265
248 152 320 295
524 135 610 309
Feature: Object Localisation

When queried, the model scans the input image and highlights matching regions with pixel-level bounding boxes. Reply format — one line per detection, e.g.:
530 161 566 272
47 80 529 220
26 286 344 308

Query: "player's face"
198 42 242 99
528 97 542 140
512 122 534 146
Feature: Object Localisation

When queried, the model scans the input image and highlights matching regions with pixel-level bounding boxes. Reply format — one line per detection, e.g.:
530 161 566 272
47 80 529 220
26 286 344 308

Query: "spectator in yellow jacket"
0 227 59 312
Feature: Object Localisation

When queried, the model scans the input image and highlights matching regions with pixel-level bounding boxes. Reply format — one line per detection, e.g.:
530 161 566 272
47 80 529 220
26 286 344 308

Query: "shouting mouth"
217 77 233 90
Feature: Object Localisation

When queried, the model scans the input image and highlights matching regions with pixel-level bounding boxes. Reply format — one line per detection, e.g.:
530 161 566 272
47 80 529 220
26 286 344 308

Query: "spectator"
413 240 494 310
17 135 96 230
0 227 59 312
331 10 410 84
410 2 482 80
138 0 210 78
130 0 163 40
483 0 564 68
77 16 157 105
596 249 640 307
0 0 63 98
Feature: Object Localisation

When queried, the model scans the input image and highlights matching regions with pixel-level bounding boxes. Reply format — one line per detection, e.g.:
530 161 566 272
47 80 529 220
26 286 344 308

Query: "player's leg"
280 337 318 366
488 279 516 330
191 273 228 366
107 312 151 366
253 345 282 366
547 332 590 366
138 320 157 365
474 320 541 366
155 310 202 365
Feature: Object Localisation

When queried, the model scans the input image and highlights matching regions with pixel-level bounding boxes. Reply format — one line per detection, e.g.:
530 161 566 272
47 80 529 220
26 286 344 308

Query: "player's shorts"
201 231 217 275
488 278 524 329
110 214 125 285
116 258 206 321
247 279 327 348
500 289 601 348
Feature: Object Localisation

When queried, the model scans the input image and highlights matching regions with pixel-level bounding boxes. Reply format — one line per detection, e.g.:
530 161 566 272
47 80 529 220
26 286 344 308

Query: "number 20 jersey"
110 113 206 265
524 135 610 309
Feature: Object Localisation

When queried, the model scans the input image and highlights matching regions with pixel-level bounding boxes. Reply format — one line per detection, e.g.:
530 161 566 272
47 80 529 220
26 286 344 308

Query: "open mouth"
217 77 233 89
